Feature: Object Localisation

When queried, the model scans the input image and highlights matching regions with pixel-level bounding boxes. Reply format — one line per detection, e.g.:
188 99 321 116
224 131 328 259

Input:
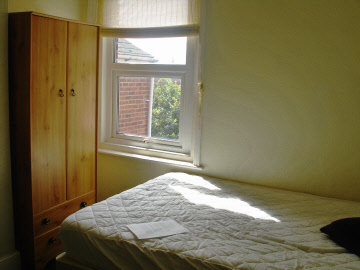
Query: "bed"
57 173 360 269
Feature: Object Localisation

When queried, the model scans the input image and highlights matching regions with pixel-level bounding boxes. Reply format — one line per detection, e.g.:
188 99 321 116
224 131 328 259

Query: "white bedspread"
58 173 360 269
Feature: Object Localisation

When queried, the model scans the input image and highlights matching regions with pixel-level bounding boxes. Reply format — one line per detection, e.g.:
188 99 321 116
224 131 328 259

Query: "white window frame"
99 35 201 166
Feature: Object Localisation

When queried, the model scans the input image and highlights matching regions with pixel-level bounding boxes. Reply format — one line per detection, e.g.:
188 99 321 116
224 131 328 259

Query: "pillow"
320 217 360 256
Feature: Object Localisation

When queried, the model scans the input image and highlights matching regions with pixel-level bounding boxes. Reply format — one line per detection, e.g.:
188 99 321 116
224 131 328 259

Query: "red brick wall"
118 77 151 136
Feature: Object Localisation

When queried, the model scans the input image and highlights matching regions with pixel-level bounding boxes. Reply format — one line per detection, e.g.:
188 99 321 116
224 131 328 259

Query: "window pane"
114 37 187 64
117 76 181 141
151 77 181 141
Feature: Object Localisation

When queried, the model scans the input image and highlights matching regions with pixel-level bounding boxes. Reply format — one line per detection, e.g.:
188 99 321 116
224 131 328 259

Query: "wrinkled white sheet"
58 173 360 269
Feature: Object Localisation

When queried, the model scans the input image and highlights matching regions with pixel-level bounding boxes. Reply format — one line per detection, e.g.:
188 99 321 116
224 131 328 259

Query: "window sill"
98 148 203 170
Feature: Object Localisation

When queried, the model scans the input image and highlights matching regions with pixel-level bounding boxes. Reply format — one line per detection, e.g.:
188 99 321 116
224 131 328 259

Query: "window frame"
99 35 200 165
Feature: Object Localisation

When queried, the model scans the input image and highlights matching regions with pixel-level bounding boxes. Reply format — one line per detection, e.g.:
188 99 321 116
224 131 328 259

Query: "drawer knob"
42 218 50 225
48 237 56 245
80 201 87 208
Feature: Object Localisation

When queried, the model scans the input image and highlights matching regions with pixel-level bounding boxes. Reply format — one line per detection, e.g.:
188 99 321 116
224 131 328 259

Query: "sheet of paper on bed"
126 220 189 239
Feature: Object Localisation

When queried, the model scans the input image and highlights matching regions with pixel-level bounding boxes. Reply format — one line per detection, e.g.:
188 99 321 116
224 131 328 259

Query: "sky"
126 37 187 64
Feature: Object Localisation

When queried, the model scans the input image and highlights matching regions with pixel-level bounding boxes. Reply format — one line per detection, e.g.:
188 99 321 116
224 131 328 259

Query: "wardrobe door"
30 16 67 214
66 22 97 199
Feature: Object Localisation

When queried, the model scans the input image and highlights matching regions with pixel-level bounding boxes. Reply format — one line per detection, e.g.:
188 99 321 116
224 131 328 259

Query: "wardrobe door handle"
59 89 64 97
71 89 76 96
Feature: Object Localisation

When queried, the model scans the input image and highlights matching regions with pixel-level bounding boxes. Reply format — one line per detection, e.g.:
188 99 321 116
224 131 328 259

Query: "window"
98 0 201 166
99 35 200 165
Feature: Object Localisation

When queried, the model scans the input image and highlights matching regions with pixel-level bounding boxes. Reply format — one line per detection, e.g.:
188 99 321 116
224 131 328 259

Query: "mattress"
58 173 360 269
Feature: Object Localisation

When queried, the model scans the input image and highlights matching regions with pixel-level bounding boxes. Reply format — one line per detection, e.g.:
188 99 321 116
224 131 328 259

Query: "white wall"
8 0 88 21
0 0 20 268
98 0 360 202
200 0 360 200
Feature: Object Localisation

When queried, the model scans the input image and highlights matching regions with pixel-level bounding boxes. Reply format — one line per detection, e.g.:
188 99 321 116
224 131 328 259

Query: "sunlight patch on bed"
168 173 221 190
170 186 280 222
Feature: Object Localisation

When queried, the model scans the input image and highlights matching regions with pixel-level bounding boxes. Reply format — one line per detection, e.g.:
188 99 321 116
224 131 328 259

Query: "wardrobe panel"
66 22 97 199
30 16 67 214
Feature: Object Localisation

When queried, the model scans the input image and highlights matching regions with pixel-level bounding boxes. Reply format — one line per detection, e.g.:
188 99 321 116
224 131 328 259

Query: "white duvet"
58 173 360 269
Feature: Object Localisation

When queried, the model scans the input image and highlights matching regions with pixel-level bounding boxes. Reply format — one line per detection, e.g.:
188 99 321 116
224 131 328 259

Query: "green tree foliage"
151 78 181 140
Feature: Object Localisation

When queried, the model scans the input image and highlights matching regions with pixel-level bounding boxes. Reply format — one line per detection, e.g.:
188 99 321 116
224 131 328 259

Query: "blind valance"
100 0 200 31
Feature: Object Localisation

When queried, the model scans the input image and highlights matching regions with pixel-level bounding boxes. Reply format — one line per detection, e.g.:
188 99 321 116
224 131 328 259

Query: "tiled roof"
115 38 158 63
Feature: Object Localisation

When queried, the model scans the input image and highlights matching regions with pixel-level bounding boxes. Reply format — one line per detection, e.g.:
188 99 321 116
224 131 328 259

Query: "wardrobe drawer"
34 226 63 270
33 191 95 237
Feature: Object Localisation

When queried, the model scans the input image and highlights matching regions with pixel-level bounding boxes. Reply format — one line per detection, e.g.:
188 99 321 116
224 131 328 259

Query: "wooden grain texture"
33 191 95 237
30 16 67 214
34 227 63 270
66 22 97 199
9 12 99 270
8 12 36 270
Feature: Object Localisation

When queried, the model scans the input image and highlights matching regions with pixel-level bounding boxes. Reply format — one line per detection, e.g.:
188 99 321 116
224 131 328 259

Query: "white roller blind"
101 0 200 28
88 0 99 24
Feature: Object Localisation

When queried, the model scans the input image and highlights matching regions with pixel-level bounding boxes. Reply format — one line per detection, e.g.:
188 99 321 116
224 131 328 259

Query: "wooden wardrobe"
8 12 99 270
